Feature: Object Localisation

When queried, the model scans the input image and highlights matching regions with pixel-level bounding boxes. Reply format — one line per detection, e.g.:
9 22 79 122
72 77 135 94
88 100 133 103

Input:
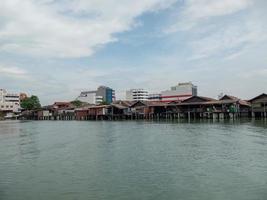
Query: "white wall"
126 89 148 101
0 89 21 112
77 92 96 104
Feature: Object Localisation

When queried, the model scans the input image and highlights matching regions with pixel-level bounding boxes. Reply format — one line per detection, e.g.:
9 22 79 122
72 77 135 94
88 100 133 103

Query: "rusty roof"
74 105 110 111
178 99 250 107
180 96 216 103
112 100 133 107
111 104 129 109
219 95 239 101
248 93 267 102
53 102 71 106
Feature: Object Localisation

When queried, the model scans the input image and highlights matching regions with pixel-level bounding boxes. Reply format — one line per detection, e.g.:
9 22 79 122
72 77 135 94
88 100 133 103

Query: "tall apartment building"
161 82 197 102
126 89 149 101
0 89 21 113
77 86 115 105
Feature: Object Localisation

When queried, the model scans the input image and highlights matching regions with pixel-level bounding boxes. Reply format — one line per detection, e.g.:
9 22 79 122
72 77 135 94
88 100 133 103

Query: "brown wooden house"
249 93 267 118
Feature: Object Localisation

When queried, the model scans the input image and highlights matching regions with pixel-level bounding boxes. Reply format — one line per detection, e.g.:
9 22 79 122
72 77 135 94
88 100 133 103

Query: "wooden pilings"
37 111 250 121
30 110 261 121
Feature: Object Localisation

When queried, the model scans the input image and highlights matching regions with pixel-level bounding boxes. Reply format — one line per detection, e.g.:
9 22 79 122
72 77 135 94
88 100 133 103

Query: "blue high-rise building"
96 86 115 104
105 87 114 104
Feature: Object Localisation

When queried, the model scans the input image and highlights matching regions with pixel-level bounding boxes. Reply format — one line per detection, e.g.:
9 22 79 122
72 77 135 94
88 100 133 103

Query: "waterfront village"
0 82 267 121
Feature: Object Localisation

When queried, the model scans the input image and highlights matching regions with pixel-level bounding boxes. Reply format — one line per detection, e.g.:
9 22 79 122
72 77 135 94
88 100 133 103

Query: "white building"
77 86 115 105
0 89 21 113
77 91 96 104
161 82 197 102
77 91 103 105
126 89 149 101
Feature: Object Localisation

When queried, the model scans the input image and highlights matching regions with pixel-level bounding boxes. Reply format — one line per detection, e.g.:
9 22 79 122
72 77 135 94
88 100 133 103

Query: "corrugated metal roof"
111 104 128 109
248 93 267 102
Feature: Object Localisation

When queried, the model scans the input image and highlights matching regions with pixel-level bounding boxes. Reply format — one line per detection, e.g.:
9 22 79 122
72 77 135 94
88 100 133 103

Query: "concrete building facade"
0 89 21 113
77 86 115 105
126 89 148 101
77 91 99 104
97 86 115 104
161 82 197 102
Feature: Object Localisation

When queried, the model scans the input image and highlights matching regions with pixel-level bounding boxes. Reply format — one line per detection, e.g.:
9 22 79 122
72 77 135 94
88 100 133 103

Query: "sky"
0 0 267 105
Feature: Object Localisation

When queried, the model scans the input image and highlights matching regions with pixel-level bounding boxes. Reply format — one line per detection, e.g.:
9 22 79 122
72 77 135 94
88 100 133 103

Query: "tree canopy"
70 100 84 107
21 95 41 110
99 101 109 105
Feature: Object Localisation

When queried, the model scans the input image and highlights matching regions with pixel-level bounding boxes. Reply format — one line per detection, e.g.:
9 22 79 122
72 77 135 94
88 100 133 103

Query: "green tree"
70 100 84 107
99 101 109 105
21 95 41 110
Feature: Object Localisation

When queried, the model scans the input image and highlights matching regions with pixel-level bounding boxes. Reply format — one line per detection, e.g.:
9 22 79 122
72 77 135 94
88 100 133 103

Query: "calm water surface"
0 120 267 200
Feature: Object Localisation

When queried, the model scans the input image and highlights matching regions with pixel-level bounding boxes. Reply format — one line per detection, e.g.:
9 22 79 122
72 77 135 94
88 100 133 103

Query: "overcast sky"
0 0 267 105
